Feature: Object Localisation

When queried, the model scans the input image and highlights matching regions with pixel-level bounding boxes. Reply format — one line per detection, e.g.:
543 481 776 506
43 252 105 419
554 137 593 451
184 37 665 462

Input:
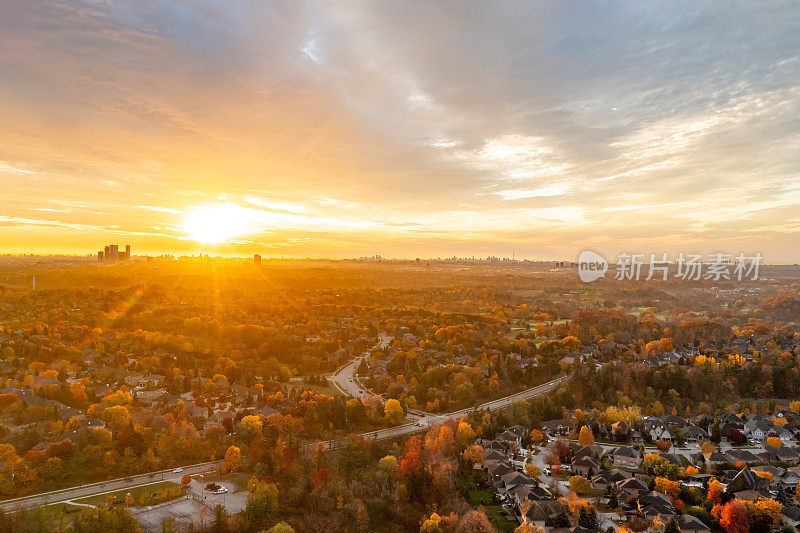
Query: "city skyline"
1 2 799 261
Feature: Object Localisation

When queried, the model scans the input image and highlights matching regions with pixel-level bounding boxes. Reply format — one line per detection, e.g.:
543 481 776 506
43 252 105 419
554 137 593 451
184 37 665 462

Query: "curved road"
320 375 567 448
2 334 567 512
328 333 392 401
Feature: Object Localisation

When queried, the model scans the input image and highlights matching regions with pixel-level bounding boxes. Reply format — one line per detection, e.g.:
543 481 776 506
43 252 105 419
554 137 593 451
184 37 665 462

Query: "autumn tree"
457 509 495 533
463 445 484 468
455 421 476 450
654 477 681 501
384 399 404 425
701 441 716 455
224 445 242 472
748 497 781 530
420 512 442 533
525 464 540 480
238 415 263 442
378 455 399 475
245 478 279 528
578 426 594 446
766 436 782 449
719 500 749 533
569 475 591 496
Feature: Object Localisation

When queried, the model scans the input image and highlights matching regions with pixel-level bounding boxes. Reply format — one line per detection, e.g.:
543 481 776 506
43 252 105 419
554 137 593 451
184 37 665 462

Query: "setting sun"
182 204 255 244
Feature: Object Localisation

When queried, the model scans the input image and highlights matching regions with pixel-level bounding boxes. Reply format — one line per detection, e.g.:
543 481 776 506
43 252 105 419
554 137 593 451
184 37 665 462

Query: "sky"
1 1 799 261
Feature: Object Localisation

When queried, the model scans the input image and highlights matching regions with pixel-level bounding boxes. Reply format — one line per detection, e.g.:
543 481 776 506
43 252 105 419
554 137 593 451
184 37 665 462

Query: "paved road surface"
320 375 567 448
2 335 567 512
0 461 223 513
328 333 392 400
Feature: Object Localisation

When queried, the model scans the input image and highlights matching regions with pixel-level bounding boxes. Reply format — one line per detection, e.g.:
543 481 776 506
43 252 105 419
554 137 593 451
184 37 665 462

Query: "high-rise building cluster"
97 244 131 262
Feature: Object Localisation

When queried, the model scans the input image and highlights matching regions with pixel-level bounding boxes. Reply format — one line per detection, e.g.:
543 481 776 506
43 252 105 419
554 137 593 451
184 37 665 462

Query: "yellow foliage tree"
239 415 263 437
525 464 540 479
569 475 591 496
654 476 681 500
701 441 716 455
766 436 782 449
420 512 441 533
747 497 782 526
755 471 774 483
455 421 476 450
224 445 242 472
384 399 404 425
578 426 595 446
378 455 398 474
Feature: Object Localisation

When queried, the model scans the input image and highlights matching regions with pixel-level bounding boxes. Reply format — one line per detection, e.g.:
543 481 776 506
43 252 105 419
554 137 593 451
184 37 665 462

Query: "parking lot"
131 479 246 532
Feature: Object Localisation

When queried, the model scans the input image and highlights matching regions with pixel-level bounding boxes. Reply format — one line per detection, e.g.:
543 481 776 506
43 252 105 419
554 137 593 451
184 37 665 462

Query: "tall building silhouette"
97 244 131 262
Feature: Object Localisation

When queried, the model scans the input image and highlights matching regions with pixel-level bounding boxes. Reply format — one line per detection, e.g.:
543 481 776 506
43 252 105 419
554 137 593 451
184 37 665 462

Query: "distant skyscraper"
125 245 131 260
98 251 104 262
109 244 119 262
254 254 262 266
104 245 109 260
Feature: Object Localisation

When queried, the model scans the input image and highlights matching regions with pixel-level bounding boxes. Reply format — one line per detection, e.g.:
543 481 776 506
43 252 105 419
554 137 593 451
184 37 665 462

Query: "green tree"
577 506 598 529
211 504 229 533
245 478 279 527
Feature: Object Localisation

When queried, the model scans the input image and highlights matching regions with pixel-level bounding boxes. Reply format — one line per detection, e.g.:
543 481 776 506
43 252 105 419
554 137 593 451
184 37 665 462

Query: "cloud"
0 1 798 260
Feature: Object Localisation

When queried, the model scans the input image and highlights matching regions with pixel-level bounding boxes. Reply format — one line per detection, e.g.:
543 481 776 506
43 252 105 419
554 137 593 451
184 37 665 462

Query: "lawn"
73 481 183 507
458 474 519 533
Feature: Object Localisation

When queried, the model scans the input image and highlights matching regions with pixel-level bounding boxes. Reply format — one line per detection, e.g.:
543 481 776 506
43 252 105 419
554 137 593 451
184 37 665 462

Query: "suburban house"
540 419 574 436
571 456 601 477
609 446 642 468
680 425 710 443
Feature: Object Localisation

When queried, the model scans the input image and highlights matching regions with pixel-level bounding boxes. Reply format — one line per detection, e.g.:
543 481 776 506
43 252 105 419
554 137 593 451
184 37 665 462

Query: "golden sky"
1 2 799 261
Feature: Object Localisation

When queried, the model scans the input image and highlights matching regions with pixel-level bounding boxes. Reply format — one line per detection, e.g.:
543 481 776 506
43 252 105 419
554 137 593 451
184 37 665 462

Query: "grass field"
457 474 518 532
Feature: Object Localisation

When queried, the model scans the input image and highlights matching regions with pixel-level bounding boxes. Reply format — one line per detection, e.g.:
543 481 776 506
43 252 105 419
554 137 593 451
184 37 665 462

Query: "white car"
173 468 183 473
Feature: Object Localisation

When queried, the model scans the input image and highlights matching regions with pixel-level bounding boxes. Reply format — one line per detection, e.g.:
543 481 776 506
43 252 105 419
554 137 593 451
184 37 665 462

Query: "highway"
319 375 567 449
0 461 224 513
1 334 567 512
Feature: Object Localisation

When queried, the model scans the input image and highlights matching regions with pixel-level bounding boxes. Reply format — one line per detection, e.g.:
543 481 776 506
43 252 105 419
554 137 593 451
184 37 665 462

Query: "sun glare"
182 204 254 244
